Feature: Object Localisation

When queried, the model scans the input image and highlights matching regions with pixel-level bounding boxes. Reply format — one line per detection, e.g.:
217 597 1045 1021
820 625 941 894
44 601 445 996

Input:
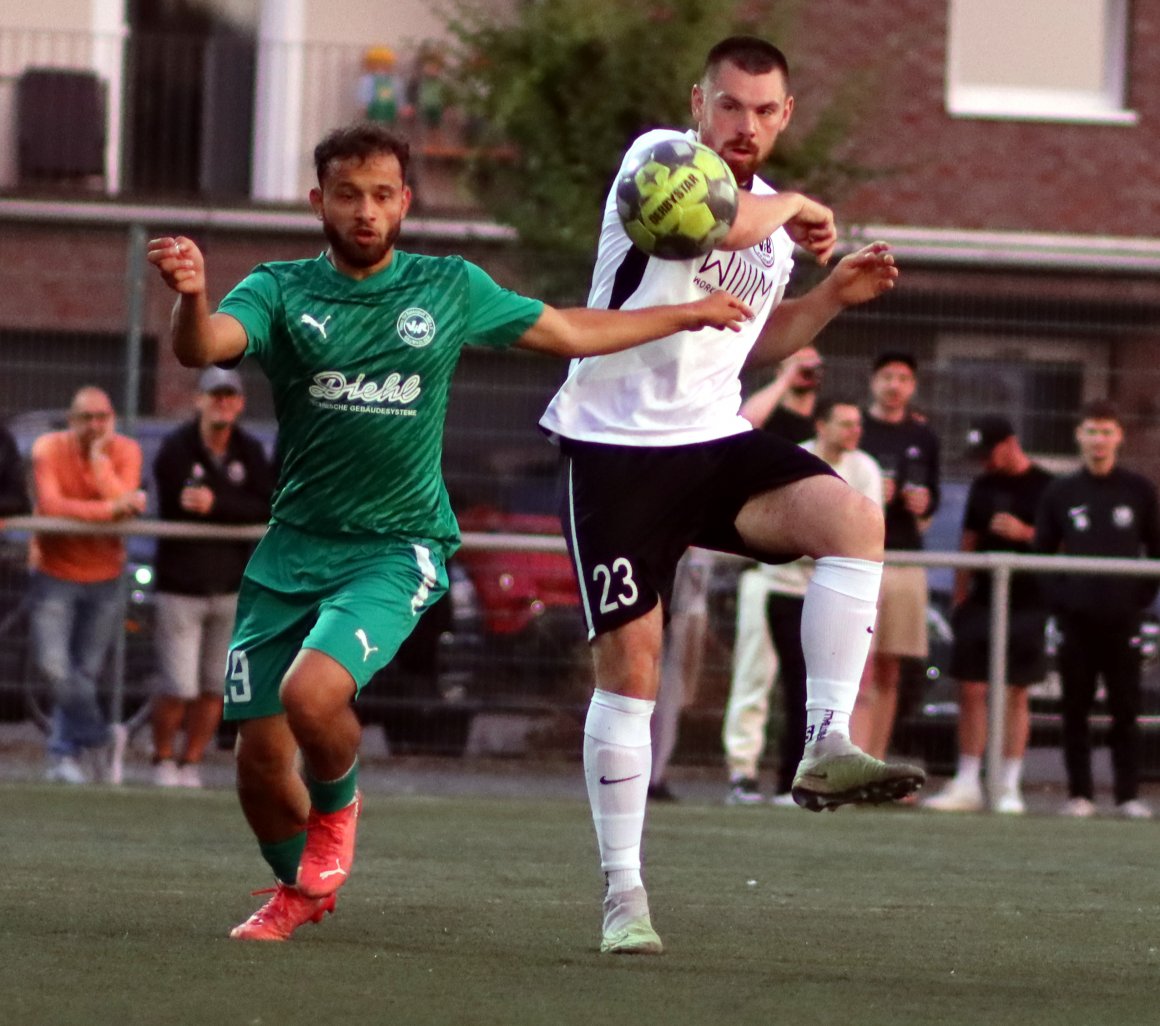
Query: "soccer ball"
616 138 739 260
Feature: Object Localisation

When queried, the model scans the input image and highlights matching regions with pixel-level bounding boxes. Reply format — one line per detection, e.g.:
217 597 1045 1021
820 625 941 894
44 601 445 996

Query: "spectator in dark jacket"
854 351 941 759
0 421 30 516
1036 399 1160 819
151 367 275 787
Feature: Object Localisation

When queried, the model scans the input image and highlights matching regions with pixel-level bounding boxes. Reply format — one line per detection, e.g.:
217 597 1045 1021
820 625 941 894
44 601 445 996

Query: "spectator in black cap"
1036 400 1160 819
854 351 941 760
149 368 275 787
924 416 1052 814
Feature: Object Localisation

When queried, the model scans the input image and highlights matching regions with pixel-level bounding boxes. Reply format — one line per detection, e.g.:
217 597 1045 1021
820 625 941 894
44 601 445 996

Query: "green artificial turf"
3 784 1159 1026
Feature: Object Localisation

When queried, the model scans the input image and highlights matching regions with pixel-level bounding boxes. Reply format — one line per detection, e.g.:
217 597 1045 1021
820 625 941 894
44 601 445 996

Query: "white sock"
1002 757 1023 793
584 689 654 895
955 754 982 785
801 556 882 748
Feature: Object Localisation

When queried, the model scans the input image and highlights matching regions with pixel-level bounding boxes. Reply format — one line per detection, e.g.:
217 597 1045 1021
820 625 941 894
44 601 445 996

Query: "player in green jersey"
147 121 750 942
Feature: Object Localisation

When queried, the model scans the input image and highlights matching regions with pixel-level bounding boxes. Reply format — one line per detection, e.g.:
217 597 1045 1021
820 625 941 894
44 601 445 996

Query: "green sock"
306 758 359 814
259 832 307 886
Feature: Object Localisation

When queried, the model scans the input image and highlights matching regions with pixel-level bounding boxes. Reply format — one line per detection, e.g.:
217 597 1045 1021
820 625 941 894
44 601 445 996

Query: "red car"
371 505 590 754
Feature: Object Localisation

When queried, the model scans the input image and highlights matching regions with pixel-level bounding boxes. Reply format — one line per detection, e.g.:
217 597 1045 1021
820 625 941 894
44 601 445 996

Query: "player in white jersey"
539 35 922 955
147 122 750 942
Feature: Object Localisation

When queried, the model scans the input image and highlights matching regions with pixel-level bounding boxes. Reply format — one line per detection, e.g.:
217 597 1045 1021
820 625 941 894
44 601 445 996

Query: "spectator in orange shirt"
30 386 146 783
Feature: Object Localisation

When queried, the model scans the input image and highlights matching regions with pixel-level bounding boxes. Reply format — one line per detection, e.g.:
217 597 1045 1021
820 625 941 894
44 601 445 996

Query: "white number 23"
592 558 639 613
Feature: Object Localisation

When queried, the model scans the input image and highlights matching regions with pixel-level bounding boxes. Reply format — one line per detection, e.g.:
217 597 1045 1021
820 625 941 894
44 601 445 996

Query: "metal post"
109 222 148 733
108 573 129 729
985 560 1011 811
122 222 147 431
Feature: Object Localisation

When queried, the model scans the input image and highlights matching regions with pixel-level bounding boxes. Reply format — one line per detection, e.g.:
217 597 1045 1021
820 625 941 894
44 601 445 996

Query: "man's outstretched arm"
746 242 898 369
147 235 248 367
516 291 753 358
722 190 838 265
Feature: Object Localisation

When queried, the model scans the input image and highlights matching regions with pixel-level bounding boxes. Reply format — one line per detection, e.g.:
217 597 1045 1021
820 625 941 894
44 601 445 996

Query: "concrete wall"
2 0 91 32
304 0 449 52
0 1 99 188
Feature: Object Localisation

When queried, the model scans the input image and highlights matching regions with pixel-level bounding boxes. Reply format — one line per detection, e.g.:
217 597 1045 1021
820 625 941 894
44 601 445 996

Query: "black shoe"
725 776 765 806
647 780 679 803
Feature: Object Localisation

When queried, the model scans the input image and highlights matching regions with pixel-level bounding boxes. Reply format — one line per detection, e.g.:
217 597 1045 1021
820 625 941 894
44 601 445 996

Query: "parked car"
369 505 588 754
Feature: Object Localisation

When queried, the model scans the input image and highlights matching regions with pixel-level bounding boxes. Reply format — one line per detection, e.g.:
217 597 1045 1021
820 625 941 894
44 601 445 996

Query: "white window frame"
946 0 1137 125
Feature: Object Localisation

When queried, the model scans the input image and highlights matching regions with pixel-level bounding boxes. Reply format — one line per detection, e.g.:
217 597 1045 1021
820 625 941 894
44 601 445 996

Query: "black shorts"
560 432 836 638
948 600 1049 686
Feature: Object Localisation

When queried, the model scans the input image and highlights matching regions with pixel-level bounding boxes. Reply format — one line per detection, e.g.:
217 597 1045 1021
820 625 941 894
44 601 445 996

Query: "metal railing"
890 549 1160 808
4 514 1159 810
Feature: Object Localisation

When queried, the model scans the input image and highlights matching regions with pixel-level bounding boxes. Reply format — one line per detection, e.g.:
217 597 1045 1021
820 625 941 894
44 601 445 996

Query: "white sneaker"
1059 797 1097 818
994 789 1026 815
791 735 925 811
600 885 663 955
153 758 182 788
46 755 89 785
177 763 203 789
769 792 798 808
923 778 984 813
1115 799 1153 820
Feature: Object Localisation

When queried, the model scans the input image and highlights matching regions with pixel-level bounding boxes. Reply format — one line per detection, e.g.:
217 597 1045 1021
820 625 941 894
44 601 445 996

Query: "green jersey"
217 251 543 553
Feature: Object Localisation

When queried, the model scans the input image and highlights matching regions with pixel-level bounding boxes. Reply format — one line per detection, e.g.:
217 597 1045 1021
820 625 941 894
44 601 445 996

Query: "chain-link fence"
3 24 1160 783
3 221 1160 788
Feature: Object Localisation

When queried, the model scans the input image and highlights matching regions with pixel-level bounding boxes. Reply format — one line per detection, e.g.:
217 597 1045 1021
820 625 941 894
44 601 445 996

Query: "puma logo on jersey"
355 628 379 662
301 313 332 339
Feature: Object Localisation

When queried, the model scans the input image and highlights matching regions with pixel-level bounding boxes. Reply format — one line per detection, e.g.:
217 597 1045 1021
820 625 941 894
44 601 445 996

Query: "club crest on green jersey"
397 307 436 348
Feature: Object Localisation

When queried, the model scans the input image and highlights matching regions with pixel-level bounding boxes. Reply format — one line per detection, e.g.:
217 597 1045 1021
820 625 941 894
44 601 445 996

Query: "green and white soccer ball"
616 138 739 260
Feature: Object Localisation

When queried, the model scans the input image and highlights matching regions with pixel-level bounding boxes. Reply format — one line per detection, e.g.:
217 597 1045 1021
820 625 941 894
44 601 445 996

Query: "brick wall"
790 0 1160 236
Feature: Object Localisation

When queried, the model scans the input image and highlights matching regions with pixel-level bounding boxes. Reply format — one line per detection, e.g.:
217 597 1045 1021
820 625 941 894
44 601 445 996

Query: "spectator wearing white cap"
150 367 275 787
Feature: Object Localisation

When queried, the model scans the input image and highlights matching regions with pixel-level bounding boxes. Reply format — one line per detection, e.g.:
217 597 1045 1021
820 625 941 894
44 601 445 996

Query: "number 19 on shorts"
226 649 252 704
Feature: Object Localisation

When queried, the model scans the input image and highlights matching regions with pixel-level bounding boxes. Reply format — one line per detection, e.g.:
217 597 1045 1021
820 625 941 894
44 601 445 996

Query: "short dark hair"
314 122 410 186
872 350 918 374
704 36 790 85
815 396 861 423
1079 398 1121 425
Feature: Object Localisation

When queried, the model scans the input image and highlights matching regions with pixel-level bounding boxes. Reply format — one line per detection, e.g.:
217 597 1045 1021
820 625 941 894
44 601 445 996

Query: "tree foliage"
444 0 876 298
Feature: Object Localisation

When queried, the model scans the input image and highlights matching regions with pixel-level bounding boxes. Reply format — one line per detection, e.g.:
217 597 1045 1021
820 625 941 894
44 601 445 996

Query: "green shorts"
223 522 449 721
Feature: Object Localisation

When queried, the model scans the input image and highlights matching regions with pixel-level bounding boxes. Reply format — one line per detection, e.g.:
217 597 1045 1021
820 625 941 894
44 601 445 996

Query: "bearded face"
320 210 402 270
310 152 411 277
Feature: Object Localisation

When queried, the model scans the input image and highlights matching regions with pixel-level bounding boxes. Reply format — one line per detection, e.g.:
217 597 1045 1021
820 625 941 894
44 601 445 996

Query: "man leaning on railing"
28 386 146 785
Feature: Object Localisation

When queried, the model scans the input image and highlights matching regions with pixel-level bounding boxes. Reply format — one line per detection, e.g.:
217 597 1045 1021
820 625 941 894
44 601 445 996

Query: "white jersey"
761 440 884 595
539 128 795 447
